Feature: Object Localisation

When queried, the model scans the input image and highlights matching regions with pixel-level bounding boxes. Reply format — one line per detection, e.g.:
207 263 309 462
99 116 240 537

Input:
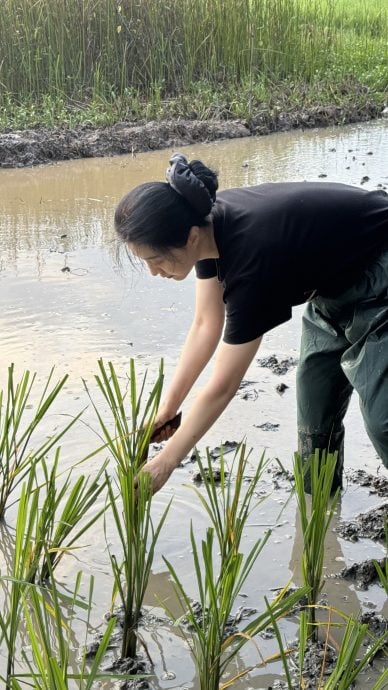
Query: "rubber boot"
298 427 344 494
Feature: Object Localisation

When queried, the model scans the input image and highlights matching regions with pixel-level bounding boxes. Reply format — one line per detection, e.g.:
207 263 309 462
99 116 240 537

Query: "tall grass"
0 0 386 124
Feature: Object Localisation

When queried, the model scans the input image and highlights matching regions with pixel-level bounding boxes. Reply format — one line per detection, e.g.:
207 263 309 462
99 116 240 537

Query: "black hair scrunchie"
166 153 215 217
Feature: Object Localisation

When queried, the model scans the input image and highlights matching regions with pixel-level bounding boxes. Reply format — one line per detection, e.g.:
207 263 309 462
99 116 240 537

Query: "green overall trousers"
297 248 388 492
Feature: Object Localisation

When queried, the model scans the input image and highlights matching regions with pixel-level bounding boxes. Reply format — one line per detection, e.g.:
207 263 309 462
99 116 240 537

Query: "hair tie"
166 153 215 217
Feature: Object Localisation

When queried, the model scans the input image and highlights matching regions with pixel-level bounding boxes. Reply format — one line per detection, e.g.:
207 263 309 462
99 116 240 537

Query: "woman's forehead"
128 242 161 261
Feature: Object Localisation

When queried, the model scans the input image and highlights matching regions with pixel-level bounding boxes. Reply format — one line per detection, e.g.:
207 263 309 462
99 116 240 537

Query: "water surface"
1 120 387 688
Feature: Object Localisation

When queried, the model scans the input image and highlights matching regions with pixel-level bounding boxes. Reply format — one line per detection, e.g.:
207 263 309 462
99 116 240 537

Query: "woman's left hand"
140 454 175 494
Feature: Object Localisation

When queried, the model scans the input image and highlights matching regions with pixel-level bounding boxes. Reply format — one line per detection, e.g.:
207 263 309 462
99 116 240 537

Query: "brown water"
0 120 387 688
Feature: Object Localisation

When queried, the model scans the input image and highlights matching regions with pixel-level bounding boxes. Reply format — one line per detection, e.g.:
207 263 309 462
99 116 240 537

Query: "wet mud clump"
180 600 257 639
84 607 172 689
295 640 338 687
255 421 280 431
336 503 388 542
191 466 226 483
257 354 298 376
347 469 388 498
266 460 294 491
339 557 387 589
360 612 388 637
237 379 261 400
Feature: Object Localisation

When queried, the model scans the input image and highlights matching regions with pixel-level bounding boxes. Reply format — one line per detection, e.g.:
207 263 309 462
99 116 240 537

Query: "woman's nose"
147 262 159 276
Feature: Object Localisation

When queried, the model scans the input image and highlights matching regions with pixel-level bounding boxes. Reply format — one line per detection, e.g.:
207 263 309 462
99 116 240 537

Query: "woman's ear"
187 225 200 248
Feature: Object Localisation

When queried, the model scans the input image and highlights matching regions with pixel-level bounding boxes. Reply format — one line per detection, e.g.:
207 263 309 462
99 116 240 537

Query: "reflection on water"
0 120 387 688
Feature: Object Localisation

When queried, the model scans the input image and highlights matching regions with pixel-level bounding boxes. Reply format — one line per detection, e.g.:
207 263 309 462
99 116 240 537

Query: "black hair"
114 156 218 252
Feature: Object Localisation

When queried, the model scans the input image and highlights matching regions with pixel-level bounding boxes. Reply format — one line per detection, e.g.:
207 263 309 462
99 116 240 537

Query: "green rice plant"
268 605 388 690
163 446 309 690
373 518 388 594
0 453 107 685
322 616 387 690
37 452 108 583
373 668 388 690
85 358 170 660
293 450 339 640
0 451 108 585
3 571 141 689
191 446 269 563
0 480 36 687
0 364 79 519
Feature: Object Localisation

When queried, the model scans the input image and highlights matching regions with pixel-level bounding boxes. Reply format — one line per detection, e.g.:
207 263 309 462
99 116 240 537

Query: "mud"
256 355 298 376
178 600 254 639
346 470 388 498
0 102 384 168
359 612 388 638
339 558 387 590
255 422 280 431
237 379 261 401
191 466 226 483
336 503 388 542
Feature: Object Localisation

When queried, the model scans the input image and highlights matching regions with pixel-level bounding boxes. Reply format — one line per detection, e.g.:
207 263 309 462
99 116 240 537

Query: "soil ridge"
0 101 384 169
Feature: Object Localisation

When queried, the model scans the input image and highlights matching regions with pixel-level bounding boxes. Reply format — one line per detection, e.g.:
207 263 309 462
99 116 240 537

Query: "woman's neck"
197 222 219 260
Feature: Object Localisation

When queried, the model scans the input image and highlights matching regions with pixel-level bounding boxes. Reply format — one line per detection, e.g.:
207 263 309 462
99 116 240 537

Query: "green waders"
297 248 388 492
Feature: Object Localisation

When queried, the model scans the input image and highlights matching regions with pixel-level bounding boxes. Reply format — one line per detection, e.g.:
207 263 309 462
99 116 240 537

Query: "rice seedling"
36 452 108 584
13 450 109 584
0 474 47 687
2 571 141 689
191 445 269 563
163 445 309 690
373 518 388 595
0 364 80 519
85 358 171 660
268 605 388 689
293 450 339 640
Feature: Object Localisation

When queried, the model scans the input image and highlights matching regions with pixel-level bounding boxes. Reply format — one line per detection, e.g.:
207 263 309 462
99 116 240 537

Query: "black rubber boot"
298 428 344 494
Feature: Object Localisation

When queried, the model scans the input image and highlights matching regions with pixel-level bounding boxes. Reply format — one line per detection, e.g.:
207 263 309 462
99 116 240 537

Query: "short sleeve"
195 259 218 279
222 278 292 344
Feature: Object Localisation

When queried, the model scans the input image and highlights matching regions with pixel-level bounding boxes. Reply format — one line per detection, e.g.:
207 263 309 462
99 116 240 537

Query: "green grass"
0 0 386 130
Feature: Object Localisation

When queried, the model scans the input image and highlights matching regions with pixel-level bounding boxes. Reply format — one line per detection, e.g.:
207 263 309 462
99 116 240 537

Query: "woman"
115 153 388 493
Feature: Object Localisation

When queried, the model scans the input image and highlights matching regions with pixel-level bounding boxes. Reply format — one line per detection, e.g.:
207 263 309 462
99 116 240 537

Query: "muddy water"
1 120 387 688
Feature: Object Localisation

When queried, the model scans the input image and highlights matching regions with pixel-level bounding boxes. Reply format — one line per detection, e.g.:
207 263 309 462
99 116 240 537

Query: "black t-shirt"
195 182 388 344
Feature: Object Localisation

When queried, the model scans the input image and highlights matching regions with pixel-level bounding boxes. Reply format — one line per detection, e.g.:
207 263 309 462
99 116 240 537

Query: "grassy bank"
0 0 387 130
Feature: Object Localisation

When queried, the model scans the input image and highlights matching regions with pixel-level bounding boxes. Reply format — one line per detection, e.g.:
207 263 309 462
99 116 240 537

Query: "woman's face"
129 242 196 281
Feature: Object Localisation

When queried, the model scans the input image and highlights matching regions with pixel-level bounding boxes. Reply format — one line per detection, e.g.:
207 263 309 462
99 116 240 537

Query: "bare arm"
144 334 263 492
155 276 225 426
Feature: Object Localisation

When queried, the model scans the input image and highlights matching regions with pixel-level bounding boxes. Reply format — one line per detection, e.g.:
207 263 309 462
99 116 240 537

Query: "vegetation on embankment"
0 0 387 131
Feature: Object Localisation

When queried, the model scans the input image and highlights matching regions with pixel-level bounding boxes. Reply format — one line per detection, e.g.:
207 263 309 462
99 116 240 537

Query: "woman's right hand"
152 404 180 442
